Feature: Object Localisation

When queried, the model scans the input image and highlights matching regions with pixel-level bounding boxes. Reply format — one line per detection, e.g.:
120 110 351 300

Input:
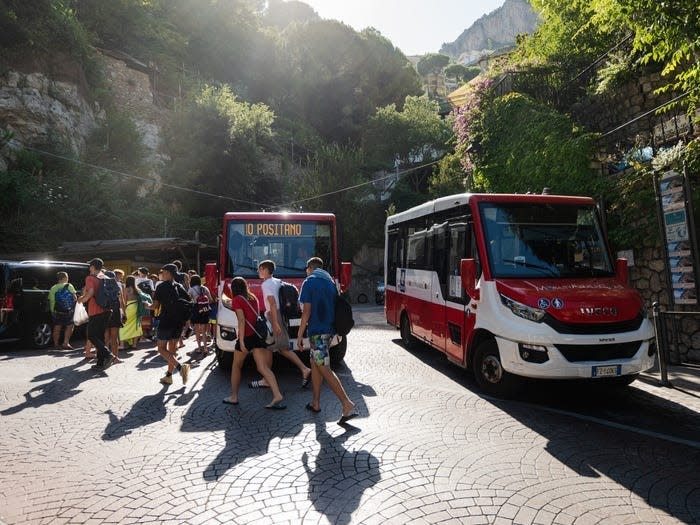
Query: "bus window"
387 230 400 286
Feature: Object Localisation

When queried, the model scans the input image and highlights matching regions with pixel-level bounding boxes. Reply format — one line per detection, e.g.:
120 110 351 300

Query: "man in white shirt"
248 260 311 389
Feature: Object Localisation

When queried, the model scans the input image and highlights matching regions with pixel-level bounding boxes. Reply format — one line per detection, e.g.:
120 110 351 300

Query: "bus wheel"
216 347 233 372
473 339 517 398
400 313 414 349
330 337 347 367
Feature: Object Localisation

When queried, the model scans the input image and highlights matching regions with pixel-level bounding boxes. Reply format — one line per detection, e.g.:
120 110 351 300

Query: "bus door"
429 221 448 351
443 219 477 364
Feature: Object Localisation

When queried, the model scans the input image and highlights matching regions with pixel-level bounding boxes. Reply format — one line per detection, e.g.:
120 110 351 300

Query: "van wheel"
28 321 52 349
400 313 415 349
473 339 517 398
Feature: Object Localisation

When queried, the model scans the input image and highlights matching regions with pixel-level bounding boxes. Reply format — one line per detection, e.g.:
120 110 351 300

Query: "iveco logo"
579 307 618 316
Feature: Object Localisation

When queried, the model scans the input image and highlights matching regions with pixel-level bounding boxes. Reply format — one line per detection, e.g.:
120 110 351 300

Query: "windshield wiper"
502 258 559 276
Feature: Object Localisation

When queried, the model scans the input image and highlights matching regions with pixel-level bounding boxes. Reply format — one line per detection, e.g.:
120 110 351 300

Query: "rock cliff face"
0 69 101 160
0 52 168 180
440 0 539 64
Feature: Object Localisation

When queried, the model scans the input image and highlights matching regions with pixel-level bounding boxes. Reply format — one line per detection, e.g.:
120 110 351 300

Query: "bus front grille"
554 341 642 362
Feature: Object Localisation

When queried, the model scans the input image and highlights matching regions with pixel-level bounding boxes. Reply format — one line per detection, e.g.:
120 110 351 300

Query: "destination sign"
245 223 302 236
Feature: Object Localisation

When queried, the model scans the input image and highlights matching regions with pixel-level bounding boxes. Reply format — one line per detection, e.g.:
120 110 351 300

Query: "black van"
0 260 90 348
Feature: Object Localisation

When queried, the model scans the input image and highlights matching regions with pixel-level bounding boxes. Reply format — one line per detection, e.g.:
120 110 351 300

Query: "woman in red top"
224 277 285 409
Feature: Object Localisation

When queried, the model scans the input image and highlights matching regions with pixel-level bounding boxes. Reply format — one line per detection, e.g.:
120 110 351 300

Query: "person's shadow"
0 361 101 415
102 385 176 441
302 420 380 525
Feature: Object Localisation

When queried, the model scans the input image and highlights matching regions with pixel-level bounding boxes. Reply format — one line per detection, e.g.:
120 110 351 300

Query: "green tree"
416 53 450 76
464 93 599 195
164 85 276 218
589 0 700 115
366 95 452 169
444 64 480 83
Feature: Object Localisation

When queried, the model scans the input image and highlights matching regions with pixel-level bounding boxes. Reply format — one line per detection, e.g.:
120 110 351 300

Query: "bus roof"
386 193 597 226
223 212 336 221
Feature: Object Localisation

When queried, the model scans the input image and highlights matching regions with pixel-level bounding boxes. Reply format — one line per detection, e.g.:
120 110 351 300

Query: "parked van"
0 260 90 348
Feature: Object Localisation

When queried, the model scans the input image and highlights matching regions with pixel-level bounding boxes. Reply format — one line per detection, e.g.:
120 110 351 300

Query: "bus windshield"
479 202 614 279
224 219 333 279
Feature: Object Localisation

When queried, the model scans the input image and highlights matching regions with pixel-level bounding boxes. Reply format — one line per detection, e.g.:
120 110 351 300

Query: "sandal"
248 380 269 389
301 371 311 389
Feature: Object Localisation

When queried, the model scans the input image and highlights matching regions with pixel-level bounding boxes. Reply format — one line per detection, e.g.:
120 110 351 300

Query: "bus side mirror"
460 259 480 300
615 258 628 284
340 262 353 292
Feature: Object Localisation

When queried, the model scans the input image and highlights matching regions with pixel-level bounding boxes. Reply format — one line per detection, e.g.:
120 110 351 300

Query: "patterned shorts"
309 334 333 367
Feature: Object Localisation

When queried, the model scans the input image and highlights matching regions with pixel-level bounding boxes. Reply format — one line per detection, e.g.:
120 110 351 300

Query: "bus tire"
473 339 517 398
330 337 347 367
400 313 415 349
216 347 233 372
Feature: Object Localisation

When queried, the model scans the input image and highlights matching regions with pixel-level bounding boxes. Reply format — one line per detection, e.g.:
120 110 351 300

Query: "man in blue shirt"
297 257 358 424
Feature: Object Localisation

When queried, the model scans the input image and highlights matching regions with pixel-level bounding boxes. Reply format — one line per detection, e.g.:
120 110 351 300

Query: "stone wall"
629 245 700 363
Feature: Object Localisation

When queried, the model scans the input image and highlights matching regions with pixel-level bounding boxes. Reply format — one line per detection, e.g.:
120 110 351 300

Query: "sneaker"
160 375 173 385
180 363 191 384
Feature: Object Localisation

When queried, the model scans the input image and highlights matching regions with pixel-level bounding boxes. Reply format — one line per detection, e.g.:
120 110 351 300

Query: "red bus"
385 193 656 396
214 212 352 369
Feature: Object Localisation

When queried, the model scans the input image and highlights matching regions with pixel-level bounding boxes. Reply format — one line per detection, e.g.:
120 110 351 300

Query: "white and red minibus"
385 193 656 396
214 212 352 368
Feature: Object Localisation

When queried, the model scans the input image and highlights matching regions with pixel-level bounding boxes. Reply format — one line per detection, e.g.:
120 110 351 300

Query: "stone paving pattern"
1 308 699 524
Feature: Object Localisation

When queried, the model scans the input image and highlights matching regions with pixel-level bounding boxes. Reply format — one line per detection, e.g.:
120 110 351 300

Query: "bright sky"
301 0 506 56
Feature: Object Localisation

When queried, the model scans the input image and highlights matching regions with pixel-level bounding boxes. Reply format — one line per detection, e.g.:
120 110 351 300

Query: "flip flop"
265 402 287 410
222 397 239 405
305 403 321 413
301 373 311 389
248 380 269 389
338 413 359 425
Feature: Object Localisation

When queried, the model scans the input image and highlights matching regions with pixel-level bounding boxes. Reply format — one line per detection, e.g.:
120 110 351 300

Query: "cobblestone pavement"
1 307 699 524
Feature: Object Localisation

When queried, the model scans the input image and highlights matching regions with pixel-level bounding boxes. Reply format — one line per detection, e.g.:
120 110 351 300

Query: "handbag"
243 298 275 346
73 301 89 326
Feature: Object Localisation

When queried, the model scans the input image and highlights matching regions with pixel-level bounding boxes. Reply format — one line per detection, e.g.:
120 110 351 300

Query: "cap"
138 266 149 274
160 263 178 275
87 257 104 269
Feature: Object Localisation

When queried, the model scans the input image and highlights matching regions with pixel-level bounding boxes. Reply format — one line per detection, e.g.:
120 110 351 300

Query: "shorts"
105 308 123 329
190 310 210 325
52 311 74 327
157 322 184 341
235 333 265 352
309 334 333 367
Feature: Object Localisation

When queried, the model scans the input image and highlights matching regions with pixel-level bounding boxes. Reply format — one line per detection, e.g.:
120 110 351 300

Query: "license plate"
592 365 621 378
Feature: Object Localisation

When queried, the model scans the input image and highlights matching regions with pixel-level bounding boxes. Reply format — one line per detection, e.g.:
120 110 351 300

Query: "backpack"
55 283 76 313
278 280 301 320
196 286 211 315
171 282 193 322
334 292 354 336
94 274 121 310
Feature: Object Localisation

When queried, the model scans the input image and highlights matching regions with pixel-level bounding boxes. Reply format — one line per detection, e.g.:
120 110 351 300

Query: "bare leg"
157 339 179 373
52 325 61 348
229 350 248 402
63 324 74 346
309 359 324 411
313 361 355 416
253 349 283 405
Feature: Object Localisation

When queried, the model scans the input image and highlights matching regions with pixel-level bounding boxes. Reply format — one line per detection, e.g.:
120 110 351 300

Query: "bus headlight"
500 294 545 323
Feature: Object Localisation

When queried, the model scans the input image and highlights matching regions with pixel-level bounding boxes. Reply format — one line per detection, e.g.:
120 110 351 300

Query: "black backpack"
334 292 354 336
278 280 301 320
171 282 193 322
